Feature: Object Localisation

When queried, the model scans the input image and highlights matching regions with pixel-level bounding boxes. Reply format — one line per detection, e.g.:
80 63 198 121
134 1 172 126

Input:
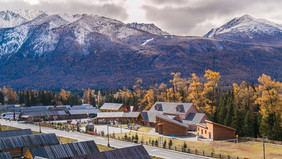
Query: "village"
1 101 281 159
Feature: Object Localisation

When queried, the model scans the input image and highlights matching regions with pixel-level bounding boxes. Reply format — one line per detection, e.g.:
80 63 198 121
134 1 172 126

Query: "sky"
0 0 281 36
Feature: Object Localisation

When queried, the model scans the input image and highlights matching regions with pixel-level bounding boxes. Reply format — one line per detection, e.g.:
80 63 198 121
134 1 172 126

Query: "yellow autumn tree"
142 89 155 110
97 90 102 105
186 73 206 112
169 72 187 102
202 70 221 118
133 78 145 106
233 81 256 111
157 83 167 102
256 74 282 118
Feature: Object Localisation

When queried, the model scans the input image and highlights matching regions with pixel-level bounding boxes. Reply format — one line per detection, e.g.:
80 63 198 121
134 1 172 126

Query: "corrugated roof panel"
0 129 32 138
0 133 59 151
0 152 12 159
74 145 151 159
28 140 99 158
182 113 206 125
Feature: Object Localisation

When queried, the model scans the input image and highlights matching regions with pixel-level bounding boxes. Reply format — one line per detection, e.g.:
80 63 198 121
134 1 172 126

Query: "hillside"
0 11 281 89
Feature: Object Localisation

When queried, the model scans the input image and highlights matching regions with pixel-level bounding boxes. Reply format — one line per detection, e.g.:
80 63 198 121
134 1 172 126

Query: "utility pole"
107 123 110 147
263 136 268 159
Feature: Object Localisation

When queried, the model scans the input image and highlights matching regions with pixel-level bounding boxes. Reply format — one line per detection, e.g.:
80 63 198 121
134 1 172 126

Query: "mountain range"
0 10 281 89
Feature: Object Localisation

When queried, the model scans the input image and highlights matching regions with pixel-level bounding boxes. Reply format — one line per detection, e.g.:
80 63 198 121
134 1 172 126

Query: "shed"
0 129 32 138
73 145 151 159
25 140 99 159
155 114 188 136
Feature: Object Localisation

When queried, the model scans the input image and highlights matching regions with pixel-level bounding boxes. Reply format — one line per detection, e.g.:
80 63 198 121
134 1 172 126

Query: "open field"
115 132 282 159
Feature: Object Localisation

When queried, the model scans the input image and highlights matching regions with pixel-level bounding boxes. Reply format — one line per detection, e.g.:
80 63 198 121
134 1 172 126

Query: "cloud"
0 0 129 21
143 0 282 35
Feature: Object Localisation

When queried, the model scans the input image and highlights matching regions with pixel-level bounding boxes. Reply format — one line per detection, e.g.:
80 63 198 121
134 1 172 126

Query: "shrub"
155 139 158 147
163 140 167 148
169 139 173 149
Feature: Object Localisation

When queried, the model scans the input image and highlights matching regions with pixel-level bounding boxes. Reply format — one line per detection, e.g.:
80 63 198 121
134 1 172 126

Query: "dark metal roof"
0 152 12 159
141 111 160 123
182 113 206 125
149 102 193 114
28 140 99 159
100 103 123 110
0 133 59 151
0 129 32 138
74 145 151 159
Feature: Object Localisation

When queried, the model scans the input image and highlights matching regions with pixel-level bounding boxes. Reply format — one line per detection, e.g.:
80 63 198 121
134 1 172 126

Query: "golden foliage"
256 74 282 118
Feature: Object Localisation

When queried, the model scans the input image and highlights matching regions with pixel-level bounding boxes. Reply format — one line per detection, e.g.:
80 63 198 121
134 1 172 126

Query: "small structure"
93 112 140 124
74 145 151 159
71 104 94 110
0 129 32 138
20 110 67 120
99 103 124 112
25 141 99 159
197 120 236 140
0 133 59 158
0 152 12 159
155 114 188 136
68 109 100 118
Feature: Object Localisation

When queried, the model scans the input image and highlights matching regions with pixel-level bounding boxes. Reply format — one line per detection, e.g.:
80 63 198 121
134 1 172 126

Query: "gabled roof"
100 103 123 110
0 133 59 151
69 109 100 115
156 114 188 128
28 141 99 159
0 129 32 138
73 145 151 159
0 152 12 159
149 102 193 114
182 113 206 125
141 111 161 123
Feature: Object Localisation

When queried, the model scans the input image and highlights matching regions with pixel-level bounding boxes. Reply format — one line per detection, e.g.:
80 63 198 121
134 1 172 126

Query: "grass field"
115 132 282 159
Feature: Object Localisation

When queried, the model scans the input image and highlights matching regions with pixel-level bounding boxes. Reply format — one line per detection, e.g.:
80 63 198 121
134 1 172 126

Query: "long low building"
0 129 32 138
93 112 140 124
0 133 59 158
68 109 100 118
25 141 99 159
73 145 151 159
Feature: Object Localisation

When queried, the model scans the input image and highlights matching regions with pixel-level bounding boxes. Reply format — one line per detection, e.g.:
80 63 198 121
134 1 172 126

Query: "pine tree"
0 91 4 105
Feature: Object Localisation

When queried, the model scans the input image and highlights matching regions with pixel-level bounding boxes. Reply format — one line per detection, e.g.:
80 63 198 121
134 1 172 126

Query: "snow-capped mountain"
205 15 282 44
0 10 44 28
127 22 169 35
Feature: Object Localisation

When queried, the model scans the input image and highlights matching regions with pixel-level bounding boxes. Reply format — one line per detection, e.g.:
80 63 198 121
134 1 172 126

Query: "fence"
239 137 282 145
100 134 241 159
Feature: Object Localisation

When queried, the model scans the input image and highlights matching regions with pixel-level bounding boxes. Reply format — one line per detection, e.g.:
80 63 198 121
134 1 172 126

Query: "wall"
156 117 187 136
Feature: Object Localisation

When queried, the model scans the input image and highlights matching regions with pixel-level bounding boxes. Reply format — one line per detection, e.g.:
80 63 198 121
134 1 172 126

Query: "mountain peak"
204 14 282 44
127 22 169 36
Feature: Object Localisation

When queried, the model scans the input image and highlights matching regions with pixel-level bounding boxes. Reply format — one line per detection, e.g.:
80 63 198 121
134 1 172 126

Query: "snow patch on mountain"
142 38 154 45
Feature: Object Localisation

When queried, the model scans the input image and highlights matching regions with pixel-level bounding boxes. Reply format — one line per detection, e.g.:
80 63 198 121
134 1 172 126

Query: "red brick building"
197 120 236 140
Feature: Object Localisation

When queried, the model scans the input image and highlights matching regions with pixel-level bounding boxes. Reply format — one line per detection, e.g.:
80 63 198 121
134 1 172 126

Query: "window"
176 106 180 112
205 130 207 134
198 128 199 131
201 130 203 134
155 105 158 110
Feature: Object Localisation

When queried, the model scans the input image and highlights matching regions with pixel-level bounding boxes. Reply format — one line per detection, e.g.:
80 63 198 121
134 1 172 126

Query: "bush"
152 140 154 146
183 142 187 149
124 133 128 140
155 139 158 147
135 133 139 142
163 140 167 148
169 139 173 149
101 131 104 136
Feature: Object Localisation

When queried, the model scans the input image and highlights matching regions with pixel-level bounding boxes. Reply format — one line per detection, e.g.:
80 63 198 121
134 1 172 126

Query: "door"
209 132 211 139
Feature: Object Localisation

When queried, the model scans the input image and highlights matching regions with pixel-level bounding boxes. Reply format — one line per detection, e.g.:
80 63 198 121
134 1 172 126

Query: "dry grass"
59 136 78 144
115 132 282 159
137 126 152 133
